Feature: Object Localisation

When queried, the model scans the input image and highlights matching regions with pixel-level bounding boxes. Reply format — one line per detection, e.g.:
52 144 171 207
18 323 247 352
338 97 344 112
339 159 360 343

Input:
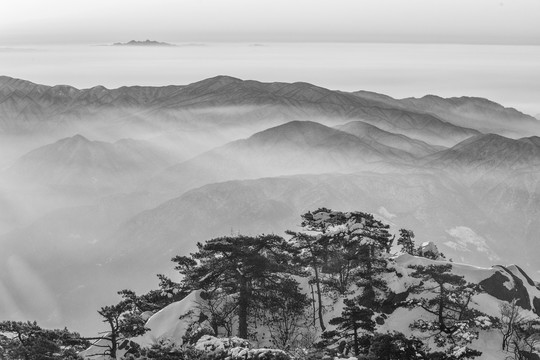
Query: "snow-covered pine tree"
397 229 416 255
95 299 148 359
260 277 312 350
173 234 301 339
323 297 375 356
285 230 328 331
0 321 89 360
288 209 393 308
407 263 497 358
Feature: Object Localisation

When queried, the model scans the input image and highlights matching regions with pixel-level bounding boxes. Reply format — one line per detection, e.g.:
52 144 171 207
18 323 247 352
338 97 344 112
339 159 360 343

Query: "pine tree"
117 288 180 314
368 332 427 360
0 321 88 360
407 264 496 358
288 208 393 325
397 229 416 255
285 230 327 331
174 234 299 339
325 298 375 356
95 299 148 359
261 277 312 350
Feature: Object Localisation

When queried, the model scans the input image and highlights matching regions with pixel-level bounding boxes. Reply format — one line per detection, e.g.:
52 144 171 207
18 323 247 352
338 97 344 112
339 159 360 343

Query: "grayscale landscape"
1 1 540 359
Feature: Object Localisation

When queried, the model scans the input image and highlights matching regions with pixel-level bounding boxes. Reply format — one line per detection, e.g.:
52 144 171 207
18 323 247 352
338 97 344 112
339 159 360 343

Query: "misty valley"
1 75 540 359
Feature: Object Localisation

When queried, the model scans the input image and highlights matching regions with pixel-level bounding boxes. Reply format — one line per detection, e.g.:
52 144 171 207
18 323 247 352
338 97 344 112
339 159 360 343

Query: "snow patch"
136 289 207 347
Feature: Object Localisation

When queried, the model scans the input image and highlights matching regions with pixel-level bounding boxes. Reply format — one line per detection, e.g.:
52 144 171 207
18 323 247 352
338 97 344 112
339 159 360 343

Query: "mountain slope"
352 89 540 137
145 120 417 197
426 133 540 171
119 171 515 270
336 120 445 157
402 94 540 137
6 134 174 195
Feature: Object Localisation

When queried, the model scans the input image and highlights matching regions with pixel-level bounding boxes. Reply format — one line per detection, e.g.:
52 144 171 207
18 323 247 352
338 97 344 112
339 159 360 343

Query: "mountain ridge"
336 120 446 156
6 134 174 196
425 133 540 171
352 89 539 137
144 120 419 198
0 75 482 147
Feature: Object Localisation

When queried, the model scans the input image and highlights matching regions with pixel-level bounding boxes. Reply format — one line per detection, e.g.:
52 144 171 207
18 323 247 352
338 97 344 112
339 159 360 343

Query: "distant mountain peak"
58 134 91 144
450 133 521 150
266 119 321 129
112 39 175 47
426 132 540 171
71 133 89 140
186 75 244 92
192 75 243 85
418 94 444 101
249 120 336 139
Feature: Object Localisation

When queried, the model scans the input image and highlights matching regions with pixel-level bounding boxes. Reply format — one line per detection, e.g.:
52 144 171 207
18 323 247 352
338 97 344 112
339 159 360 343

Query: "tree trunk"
238 276 249 339
310 283 316 327
313 265 326 331
438 284 448 334
109 319 117 359
353 327 359 356
502 332 509 351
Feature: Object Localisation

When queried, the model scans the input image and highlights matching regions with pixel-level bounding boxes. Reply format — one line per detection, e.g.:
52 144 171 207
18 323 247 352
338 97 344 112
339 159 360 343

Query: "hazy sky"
1 0 539 45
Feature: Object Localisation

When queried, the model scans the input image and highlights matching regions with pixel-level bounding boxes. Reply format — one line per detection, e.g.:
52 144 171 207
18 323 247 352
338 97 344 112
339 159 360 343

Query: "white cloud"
445 226 500 261
378 206 396 219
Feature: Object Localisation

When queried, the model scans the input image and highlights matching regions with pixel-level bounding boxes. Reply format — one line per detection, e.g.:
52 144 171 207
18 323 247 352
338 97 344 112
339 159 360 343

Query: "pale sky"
1 0 539 45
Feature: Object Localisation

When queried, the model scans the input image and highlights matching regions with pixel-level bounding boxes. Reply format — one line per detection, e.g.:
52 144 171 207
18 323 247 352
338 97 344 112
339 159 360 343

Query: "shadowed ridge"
185 75 244 92
0 75 40 89
144 119 420 198
402 94 539 129
55 133 92 144
415 94 531 116
518 135 540 147
425 133 540 170
245 120 355 145
7 134 172 196
0 76 50 97
336 120 445 156
0 75 509 146
239 120 416 161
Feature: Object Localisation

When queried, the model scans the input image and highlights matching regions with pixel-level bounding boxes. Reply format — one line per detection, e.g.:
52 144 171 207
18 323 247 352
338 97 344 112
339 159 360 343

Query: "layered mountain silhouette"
402 95 540 137
335 120 445 157
146 120 418 197
0 75 484 147
119 172 508 268
7 134 173 195
1 75 540 336
426 133 540 172
353 90 540 137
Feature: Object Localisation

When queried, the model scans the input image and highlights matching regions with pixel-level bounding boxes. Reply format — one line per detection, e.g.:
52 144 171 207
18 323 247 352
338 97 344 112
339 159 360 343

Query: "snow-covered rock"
136 289 208 347
418 241 440 258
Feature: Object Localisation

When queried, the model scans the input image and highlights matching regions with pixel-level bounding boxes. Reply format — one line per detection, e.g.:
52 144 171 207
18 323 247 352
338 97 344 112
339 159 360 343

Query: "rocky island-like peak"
112 39 175 46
